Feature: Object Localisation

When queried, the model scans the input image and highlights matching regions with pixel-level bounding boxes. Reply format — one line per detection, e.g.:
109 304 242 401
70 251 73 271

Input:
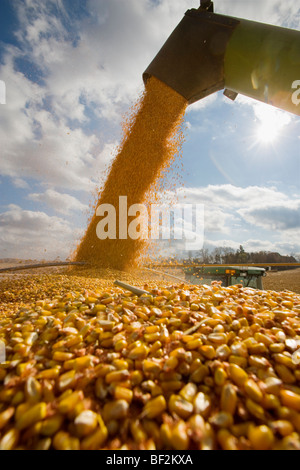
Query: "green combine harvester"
183 265 266 289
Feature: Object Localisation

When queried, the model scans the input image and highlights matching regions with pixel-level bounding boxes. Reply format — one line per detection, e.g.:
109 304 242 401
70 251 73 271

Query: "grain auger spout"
143 0 300 116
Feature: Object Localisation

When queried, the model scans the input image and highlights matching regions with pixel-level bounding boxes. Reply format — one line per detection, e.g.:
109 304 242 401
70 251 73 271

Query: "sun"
254 103 291 145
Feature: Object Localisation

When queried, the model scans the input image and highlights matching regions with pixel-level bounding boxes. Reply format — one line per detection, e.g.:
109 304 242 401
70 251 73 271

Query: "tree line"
170 246 299 270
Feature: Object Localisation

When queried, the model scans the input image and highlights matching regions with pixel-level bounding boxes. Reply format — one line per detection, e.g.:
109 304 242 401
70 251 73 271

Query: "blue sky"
0 0 299 260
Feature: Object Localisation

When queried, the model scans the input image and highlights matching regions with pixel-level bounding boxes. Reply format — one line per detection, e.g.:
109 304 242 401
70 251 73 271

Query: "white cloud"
186 93 218 113
13 178 30 189
0 0 202 193
0 204 83 259
216 0 300 28
28 189 89 215
161 184 300 254
238 202 300 231
175 184 291 210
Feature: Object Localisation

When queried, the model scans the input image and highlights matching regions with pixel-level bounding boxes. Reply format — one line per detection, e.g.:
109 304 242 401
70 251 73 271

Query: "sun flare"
255 103 291 145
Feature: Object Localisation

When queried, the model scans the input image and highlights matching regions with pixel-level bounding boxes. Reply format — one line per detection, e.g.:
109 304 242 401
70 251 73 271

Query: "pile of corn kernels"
0 271 300 450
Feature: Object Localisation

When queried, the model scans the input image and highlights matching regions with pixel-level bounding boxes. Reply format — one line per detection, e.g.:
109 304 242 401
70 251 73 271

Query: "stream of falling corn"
74 77 187 270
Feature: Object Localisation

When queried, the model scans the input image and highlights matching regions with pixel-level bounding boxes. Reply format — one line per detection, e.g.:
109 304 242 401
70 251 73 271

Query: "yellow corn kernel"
262 393 281 409
190 358 202 373
168 394 193 419
194 392 212 418
199 345 216 359
93 304 106 312
217 429 238 450
163 356 178 371
16 402 47 431
280 390 300 411
25 377 42 404
95 377 108 400
11 391 24 406
263 376 282 395
230 342 248 358
186 338 202 350
275 364 296 384
114 339 127 351
269 343 285 353
245 398 265 420
142 359 161 375
248 355 270 369
228 355 247 368
128 344 149 360
34 438 52 451
209 411 233 428
57 391 83 414
160 423 172 447
149 340 162 355
102 400 129 422
188 414 206 441
58 369 76 391
74 410 98 437
16 361 35 376
0 429 20 450
228 363 248 387
130 370 143 386
170 420 189 450
130 419 147 444
142 395 167 419
248 425 274 450
190 365 209 383
53 351 74 362
248 342 268 355
244 378 263 403
271 420 294 437
53 431 80 450
143 419 161 442
220 383 237 415
24 332 38 345
161 381 183 393
105 369 130 384
179 383 197 402
94 364 115 377
144 332 161 343
40 414 64 436
114 386 133 403
216 344 231 360
254 332 273 346
15 402 31 422
0 368 6 381
52 339 66 350
214 367 227 386
0 407 14 430
208 333 228 344
37 367 60 380
65 335 83 348
111 359 128 370
274 353 296 370
231 421 252 437
64 355 94 371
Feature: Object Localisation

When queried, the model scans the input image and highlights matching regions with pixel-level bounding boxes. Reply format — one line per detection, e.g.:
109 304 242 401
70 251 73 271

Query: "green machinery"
143 0 300 116
183 265 266 289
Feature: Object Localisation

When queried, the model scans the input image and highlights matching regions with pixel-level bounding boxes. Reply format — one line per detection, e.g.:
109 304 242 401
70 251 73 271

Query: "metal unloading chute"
143 0 300 115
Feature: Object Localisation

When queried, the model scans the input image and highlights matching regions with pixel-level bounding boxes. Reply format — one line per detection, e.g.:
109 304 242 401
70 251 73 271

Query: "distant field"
263 268 300 294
